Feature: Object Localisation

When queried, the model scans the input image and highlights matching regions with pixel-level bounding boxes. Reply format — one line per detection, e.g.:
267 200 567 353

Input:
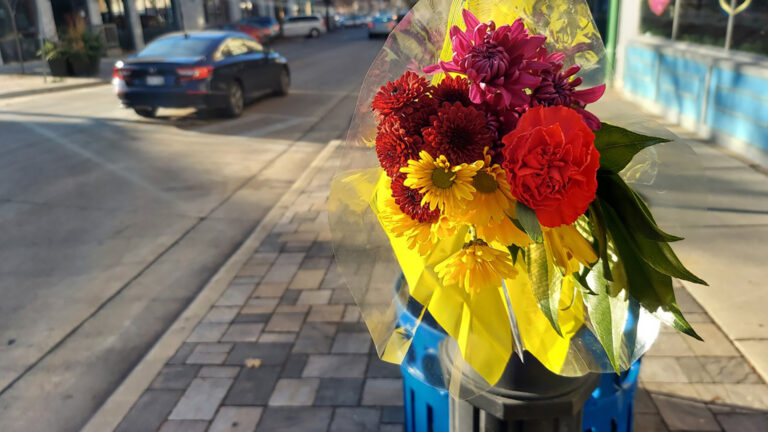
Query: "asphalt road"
0 28 382 432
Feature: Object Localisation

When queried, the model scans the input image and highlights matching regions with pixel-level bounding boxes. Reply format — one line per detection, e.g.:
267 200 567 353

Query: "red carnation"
433 75 472 106
422 102 495 164
501 106 599 227
372 71 433 118
375 116 423 178
391 174 440 223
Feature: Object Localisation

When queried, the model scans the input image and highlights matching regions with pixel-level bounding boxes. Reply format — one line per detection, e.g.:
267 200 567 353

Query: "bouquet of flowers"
329 0 706 392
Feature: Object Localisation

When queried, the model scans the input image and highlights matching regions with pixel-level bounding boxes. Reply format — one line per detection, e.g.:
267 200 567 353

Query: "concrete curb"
81 138 342 432
0 80 108 100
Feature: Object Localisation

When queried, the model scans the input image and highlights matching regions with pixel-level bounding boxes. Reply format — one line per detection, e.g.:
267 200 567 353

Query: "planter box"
47 58 68 77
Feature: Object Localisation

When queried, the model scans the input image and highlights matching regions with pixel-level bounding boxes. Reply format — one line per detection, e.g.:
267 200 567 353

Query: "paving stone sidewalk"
111 143 768 432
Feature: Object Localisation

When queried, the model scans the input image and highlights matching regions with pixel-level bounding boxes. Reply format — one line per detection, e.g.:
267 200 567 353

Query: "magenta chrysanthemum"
530 52 606 130
424 9 546 110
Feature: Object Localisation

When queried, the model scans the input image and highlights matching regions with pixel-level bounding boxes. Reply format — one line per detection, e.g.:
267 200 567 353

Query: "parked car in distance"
343 14 367 27
113 31 290 118
282 15 327 38
368 14 397 38
237 16 281 43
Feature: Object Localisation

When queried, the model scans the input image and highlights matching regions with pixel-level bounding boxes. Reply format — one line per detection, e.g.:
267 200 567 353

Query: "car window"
137 37 214 58
228 38 249 56
242 38 263 53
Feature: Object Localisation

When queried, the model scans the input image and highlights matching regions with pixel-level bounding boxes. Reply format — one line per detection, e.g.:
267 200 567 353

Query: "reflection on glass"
731 1 768 56
0 0 39 61
136 0 179 43
640 0 676 38
675 0 727 48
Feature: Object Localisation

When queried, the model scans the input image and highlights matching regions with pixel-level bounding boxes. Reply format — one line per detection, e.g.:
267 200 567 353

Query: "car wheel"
309 28 320 38
133 107 157 118
276 68 290 96
222 81 244 118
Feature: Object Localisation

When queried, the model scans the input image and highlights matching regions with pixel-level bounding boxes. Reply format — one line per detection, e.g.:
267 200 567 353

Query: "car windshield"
137 37 214 58
373 15 393 22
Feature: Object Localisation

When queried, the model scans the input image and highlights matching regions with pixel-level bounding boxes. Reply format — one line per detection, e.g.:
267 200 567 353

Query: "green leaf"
526 243 562 337
582 260 629 374
654 302 703 341
599 200 701 340
597 172 684 243
595 123 670 173
507 245 522 264
587 203 612 281
516 201 543 243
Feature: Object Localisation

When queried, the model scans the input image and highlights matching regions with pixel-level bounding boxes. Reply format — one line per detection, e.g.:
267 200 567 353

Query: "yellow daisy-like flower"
435 239 518 294
401 151 480 214
543 224 598 273
463 149 515 226
380 196 456 256
476 216 532 248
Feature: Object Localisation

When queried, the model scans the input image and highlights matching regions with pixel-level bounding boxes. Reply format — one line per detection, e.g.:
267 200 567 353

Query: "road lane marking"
17 120 183 208
242 116 312 137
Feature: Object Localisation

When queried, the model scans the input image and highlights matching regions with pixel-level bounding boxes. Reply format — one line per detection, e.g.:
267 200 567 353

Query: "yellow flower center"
431 167 455 189
473 171 498 194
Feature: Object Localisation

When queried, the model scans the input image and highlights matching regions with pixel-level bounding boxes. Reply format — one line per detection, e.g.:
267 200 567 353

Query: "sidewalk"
0 58 114 99
86 93 768 432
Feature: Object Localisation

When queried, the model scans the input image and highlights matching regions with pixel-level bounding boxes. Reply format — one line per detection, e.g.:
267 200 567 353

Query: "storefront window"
730 1 768 56
204 0 229 25
0 0 39 61
99 0 133 50
675 0 727 48
640 0 676 38
136 0 178 43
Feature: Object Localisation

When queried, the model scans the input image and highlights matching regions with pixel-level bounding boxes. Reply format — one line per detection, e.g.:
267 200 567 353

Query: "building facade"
0 0 275 62
615 0 768 166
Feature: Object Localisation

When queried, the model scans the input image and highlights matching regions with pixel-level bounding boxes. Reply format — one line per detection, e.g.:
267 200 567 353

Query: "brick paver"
115 146 768 432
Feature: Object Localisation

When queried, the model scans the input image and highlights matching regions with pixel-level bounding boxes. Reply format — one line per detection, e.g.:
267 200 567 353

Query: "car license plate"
146 75 164 86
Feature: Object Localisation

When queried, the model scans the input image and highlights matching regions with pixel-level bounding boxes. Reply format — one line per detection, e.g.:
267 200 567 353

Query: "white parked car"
282 15 327 38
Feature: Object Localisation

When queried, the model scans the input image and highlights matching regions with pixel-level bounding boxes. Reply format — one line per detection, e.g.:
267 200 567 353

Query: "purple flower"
424 9 546 111
530 52 606 130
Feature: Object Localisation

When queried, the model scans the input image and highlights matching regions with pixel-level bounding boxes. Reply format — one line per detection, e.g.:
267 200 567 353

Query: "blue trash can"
396 275 643 432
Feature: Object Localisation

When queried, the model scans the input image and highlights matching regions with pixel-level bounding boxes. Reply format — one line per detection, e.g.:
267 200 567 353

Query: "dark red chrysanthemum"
375 116 423 178
391 174 440 223
397 97 439 136
422 102 496 164
372 71 433 117
433 75 472 106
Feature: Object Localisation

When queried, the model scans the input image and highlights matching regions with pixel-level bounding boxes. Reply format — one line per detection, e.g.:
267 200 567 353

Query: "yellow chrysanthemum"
543 224 598 273
462 149 515 225
435 240 518 294
476 216 532 247
401 151 480 214
380 196 456 256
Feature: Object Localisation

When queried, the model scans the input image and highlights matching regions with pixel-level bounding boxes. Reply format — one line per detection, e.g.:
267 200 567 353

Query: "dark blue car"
113 31 290 118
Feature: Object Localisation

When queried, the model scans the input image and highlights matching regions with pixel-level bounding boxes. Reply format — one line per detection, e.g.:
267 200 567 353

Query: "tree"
1 0 25 73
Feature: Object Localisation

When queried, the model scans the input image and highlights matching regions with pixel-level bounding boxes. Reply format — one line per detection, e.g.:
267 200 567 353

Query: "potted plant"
38 39 69 77
62 18 104 77
81 31 104 76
